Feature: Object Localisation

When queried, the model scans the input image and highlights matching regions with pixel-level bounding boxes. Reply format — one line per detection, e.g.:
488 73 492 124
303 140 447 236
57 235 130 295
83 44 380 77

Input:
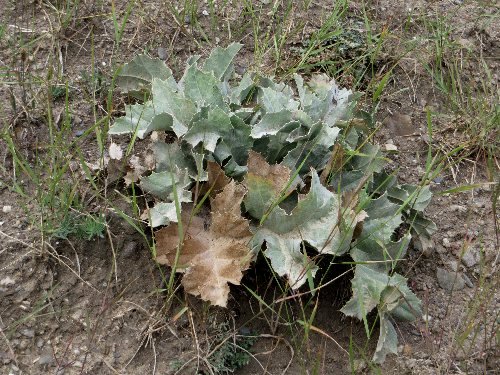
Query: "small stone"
184 15 191 24
385 143 398 152
157 47 168 60
201 9 209 16
413 236 434 257
442 238 452 248
21 329 35 338
448 260 458 272
39 353 53 366
462 273 474 288
73 361 83 368
2 205 12 213
122 241 139 258
449 204 467 213
36 338 44 348
433 176 444 184
422 314 432 323
382 112 415 136
461 248 479 268
436 267 465 291
74 130 85 137
0 277 15 286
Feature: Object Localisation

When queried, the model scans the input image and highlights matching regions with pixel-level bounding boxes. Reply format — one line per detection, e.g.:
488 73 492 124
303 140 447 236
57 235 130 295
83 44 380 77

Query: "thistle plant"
108 44 436 363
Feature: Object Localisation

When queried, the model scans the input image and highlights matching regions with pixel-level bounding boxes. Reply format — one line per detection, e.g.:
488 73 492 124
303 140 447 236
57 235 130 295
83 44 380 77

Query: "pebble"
413 236 434 257
461 248 479 268
450 204 467 213
157 47 168 60
38 353 53 366
462 273 474 288
436 267 465 291
74 130 85 137
21 329 35 338
442 238 452 248
122 241 139 258
201 9 209 16
2 205 12 213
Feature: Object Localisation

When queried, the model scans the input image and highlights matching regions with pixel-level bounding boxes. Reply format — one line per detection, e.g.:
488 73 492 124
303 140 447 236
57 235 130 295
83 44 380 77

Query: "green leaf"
230 72 255 104
357 192 402 245
213 114 253 176
350 233 411 273
148 202 178 228
283 122 340 174
407 210 437 239
152 78 196 136
183 106 233 152
252 170 361 288
140 168 192 202
373 313 398 363
250 110 294 138
153 142 207 181
258 86 299 113
109 103 173 139
202 42 242 82
180 64 228 111
116 54 172 93
243 151 292 219
340 265 390 320
388 184 432 212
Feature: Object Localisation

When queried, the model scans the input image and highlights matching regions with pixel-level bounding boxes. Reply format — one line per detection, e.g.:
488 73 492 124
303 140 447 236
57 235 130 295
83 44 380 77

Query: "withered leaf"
155 180 252 307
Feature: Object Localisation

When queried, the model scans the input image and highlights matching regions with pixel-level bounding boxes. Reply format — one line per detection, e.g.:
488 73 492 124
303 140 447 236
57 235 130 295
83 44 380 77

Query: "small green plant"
53 212 106 241
109 44 436 363
207 320 256 374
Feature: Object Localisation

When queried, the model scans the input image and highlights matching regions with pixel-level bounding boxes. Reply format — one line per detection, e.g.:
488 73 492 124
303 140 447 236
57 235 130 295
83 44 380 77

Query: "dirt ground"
0 0 498 374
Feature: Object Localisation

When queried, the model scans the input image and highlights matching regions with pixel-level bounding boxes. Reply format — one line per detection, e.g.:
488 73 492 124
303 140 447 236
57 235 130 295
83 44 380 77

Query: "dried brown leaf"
155 181 252 307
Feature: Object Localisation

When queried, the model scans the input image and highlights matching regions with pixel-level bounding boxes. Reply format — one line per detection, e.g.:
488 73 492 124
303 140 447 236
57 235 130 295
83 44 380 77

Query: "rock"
449 204 467 213
39 353 54 366
413 236 434 257
74 130 85 137
442 238 452 248
447 260 458 272
2 205 12 213
436 268 465 291
21 329 35 338
157 47 168 60
461 248 479 268
122 241 139 258
383 112 415 136
0 277 16 286
462 273 474 288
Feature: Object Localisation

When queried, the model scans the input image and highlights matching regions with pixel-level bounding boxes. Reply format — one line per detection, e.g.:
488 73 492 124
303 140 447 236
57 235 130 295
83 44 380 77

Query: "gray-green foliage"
109 44 436 363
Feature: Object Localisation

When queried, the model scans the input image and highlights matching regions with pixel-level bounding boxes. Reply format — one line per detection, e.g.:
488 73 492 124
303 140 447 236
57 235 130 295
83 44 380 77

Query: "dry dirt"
0 1 498 374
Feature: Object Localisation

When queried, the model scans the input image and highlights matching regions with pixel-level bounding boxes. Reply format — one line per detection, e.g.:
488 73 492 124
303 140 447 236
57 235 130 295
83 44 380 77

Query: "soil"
0 1 498 374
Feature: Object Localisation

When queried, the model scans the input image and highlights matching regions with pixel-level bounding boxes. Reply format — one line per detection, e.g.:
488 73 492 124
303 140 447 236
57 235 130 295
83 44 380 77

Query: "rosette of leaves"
109 44 435 363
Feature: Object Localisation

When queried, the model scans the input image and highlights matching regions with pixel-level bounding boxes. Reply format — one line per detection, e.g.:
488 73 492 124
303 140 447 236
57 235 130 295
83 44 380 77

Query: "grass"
0 0 498 374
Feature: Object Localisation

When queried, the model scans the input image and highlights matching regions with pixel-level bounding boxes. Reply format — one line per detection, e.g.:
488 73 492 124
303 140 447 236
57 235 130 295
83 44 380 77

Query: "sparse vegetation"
0 1 497 374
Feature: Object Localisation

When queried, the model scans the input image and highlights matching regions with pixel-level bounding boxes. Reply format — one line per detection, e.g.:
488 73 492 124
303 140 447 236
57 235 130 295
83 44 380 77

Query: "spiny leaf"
252 169 363 288
152 78 196 136
373 313 398 363
388 184 432 212
142 202 178 228
109 103 173 139
140 168 192 202
202 42 243 82
180 64 228 111
155 181 252 307
153 142 207 181
243 151 292 219
183 106 233 152
116 54 173 93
